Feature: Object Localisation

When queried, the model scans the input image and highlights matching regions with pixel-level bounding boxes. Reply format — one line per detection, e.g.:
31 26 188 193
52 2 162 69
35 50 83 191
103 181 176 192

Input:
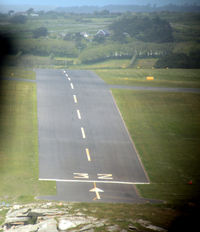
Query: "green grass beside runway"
96 69 200 88
2 67 36 80
0 80 55 203
112 89 200 204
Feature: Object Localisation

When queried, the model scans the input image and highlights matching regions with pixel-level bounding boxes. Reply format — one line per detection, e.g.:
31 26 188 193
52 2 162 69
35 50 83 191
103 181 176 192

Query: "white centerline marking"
70 83 74 89
90 182 103 200
85 148 91 162
81 127 86 139
39 178 150 185
73 95 78 103
77 110 81 120
68 77 71 81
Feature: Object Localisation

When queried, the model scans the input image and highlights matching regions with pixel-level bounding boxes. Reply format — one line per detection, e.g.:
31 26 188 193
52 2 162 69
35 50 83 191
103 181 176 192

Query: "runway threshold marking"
39 178 150 185
81 127 86 139
85 148 91 161
77 110 81 120
70 83 74 89
98 174 113 180
90 182 104 200
73 173 89 179
73 95 78 103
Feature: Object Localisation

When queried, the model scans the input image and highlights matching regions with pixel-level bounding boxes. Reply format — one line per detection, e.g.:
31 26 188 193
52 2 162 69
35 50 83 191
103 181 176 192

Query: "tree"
26 8 34 15
93 34 105 43
10 15 27 24
109 15 174 43
8 10 14 16
154 53 194 68
32 27 48 38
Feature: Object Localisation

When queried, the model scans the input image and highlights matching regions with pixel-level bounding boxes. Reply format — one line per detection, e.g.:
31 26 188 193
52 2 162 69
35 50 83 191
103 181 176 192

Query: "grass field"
70 59 131 69
112 90 200 204
0 67 199 230
96 68 200 88
2 67 36 80
134 58 158 69
0 79 55 203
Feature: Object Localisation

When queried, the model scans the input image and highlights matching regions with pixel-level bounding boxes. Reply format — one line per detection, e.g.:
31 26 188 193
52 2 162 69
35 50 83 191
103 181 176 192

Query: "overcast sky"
1 0 200 6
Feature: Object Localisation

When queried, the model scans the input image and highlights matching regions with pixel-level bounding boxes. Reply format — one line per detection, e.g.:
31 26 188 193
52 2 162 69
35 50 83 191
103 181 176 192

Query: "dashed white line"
70 83 74 89
73 95 78 103
77 109 81 120
81 127 86 139
68 77 71 81
85 148 91 162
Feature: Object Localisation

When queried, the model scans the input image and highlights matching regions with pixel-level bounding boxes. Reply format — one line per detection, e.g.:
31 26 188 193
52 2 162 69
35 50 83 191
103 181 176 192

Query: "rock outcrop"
1 203 107 232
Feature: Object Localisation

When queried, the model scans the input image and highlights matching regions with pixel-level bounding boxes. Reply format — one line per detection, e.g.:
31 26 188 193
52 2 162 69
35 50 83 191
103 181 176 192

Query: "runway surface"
36 69 152 203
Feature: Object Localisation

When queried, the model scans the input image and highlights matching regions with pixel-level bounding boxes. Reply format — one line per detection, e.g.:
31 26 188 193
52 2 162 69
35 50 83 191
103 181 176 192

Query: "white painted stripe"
65 73 68 77
68 77 71 81
98 174 113 180
70 83 74 89
73 95 78 103
39 178 150 185
81 127 86 139
63 70 66 74
85 148 91 162
77 110 81 119
73 173 89 179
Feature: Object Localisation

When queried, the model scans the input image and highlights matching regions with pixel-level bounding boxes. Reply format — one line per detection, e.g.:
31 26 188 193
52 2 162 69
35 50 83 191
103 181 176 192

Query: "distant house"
80 32 89 38
30 13 39 17
95 29 110 37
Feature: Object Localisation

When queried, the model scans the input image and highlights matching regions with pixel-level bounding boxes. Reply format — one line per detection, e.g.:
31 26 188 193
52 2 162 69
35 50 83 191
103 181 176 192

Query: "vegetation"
32 27 48 38
112 90 200 204
2 67 36 79
155 51 200 68
67 202 181 231
9 15 27 24
1 11 200 68
0 9 199 230
17 39 78 57
95 68 200 88
0 79 55 203
109 15 174 43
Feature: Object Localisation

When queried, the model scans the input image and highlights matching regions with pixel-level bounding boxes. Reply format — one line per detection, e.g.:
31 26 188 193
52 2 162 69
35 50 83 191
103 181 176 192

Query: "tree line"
109 15 174 43
155 51 200 68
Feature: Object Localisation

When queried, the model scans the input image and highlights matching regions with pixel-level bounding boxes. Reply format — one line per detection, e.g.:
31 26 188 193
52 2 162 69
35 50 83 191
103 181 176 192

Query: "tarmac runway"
36 69 152 203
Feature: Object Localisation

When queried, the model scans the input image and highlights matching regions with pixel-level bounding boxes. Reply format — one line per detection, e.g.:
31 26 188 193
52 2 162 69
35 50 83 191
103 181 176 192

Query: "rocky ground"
0 202 167 232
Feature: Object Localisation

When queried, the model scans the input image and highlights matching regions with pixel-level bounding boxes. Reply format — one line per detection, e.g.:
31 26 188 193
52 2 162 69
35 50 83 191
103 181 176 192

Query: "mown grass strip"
96 69 200 88
112 89 200 204
2 67 36 80
0 80 55 203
